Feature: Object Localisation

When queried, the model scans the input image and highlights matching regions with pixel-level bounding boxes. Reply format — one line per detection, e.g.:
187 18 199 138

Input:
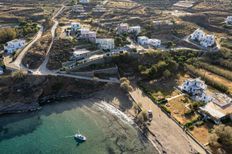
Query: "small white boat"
74 134 87 141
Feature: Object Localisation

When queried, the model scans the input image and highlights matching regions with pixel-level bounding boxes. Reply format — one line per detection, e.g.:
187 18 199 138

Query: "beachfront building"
71 22 81 31
117 23 129 34
199 93 232 124
4 39 26 54
180 78 212 102
128 26 141 35
190 29 215 48
78 29 96 42
79 0 89 4
96 38 115 50
225 16 232 25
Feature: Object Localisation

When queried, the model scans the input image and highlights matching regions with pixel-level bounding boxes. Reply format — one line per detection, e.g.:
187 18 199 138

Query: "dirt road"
130 87 207 154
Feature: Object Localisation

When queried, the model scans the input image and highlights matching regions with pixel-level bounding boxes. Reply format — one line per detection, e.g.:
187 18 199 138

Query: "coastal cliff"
0 75 104 114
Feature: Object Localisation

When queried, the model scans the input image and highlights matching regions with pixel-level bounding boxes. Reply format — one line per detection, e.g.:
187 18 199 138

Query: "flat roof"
73 49 90 55
200 101 232 119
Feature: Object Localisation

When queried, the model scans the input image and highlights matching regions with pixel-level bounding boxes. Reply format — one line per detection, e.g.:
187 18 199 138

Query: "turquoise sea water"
0 99 158 154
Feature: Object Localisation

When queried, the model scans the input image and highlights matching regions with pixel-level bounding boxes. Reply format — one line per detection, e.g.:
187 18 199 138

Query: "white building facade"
225 16 232 25
78 29 96 42
148 39 161 48
138 36 149 46
128 26 141 35
79 0 89 4
4 39 26 54
138 36 161 48
96 39 115 50
190 28 215 48
180 78 212 103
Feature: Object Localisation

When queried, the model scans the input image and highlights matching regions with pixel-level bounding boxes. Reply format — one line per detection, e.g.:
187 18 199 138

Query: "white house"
200 34 215 48
190 29 215 48
96 38 115 50
138 36 161 48
79 0 89 4
225 16 232 25
71 22 81 31
78 29 96 42
180 78 212 102
128 26 141 35
4 39 26 54
148 39 161 48
138 36 149 46
190 28 205 41
117 23 129 34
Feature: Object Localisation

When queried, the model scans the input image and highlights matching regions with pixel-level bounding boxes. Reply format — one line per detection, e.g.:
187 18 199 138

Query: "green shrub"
161 105 171 114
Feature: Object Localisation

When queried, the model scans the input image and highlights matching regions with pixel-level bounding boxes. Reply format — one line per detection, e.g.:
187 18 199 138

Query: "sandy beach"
96 84 207 154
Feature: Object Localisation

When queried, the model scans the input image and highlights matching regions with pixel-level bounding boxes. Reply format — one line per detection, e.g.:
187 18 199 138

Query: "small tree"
11 70 26 80
209 124 232 154
163 69 171 78
120 77 133 92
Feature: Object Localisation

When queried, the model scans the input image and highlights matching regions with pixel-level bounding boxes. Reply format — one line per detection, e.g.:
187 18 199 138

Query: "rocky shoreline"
0 75 104 115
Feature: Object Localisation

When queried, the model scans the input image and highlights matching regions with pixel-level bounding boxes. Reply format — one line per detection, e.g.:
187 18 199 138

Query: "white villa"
225 16 232 25
4 39 26 54
71 22 81 31
79 0 89 4
96 38 115 50
78 29 96 42
190 28 215 48
180 78 212 103
128 26 141 35
138 36 161 48
200 34 215 48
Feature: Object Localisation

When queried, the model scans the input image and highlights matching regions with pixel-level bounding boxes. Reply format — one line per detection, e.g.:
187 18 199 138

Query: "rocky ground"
0 75 104 114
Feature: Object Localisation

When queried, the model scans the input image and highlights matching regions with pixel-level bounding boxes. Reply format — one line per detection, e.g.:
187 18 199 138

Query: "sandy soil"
129 86 207 154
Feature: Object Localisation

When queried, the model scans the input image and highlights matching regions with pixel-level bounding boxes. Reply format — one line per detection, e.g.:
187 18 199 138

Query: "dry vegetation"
47 39 75 70
22 32 52 69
